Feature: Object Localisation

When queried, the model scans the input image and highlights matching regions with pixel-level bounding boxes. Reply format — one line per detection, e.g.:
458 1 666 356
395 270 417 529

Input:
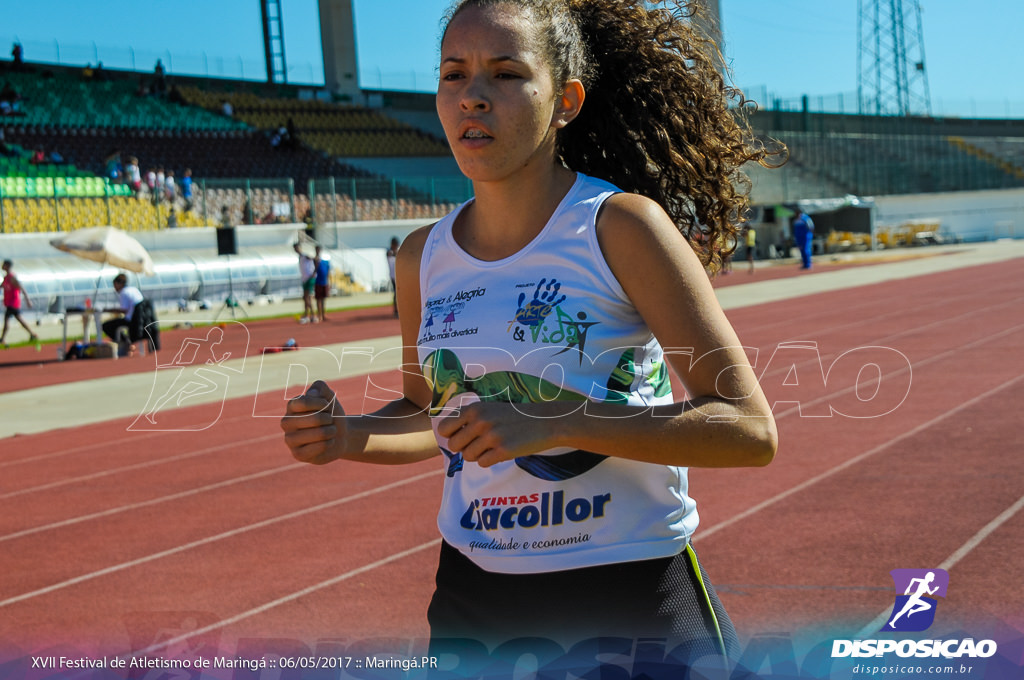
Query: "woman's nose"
460 78 490 112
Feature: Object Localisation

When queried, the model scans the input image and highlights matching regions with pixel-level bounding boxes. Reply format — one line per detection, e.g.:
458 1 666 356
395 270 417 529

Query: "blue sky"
3 1 1023 118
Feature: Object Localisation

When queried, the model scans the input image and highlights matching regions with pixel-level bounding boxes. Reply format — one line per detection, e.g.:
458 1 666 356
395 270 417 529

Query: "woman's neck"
455 164 577 262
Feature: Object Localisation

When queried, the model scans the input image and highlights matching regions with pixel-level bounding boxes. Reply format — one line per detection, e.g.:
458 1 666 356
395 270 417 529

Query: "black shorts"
4 306 22 320
427 540 736 667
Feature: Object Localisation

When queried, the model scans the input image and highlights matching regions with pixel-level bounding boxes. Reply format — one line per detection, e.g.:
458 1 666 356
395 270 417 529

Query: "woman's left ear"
552 79 585 129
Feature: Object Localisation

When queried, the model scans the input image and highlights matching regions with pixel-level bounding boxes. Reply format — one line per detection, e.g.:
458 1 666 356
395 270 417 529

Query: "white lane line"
129 538 444 657
0 470 441 609
0 406 284 469
0 434 280 501
755 295 1024 384
735 276 1021 340
771 322 1024 421
0 335 403 439
695 372 1024 543
855 491 1024 638
0 463 306 543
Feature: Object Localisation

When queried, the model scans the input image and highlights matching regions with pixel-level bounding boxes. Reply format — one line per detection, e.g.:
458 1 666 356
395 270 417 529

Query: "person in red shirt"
1 259 38 346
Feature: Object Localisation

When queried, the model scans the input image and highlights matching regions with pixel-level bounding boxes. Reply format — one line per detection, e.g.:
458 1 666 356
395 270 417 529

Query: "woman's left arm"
437 193 777 469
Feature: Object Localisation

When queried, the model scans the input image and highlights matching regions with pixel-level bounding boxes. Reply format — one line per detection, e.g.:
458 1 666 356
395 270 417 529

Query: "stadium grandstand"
4 63 1023 231
2 2 1023 318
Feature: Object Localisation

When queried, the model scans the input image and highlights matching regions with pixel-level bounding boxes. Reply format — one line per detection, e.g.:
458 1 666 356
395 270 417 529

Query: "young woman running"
282 0 781 667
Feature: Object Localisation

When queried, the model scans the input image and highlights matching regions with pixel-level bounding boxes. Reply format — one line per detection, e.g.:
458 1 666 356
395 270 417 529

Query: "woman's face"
436 3 566 183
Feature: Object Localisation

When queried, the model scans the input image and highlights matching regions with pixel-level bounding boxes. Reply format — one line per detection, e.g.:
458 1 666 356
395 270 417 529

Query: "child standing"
282 0 781 669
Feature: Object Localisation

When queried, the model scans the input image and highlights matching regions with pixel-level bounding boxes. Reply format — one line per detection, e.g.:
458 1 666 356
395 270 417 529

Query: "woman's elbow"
752 416 779 466
737 415 777 467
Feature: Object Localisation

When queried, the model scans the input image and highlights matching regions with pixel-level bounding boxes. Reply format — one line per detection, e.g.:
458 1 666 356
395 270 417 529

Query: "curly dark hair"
442 0 785 274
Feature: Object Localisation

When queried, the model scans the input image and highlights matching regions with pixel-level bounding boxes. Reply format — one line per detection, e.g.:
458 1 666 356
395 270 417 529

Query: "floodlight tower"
692 0 725 73
318 0 360 101
858 0 932 116
261 0 288 84
694 0 723 49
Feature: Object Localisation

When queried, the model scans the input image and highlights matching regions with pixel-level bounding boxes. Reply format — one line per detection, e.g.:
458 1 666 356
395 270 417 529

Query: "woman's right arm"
280 226 438 466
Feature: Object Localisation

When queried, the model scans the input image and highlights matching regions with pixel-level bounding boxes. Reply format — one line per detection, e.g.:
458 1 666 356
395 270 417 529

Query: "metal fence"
194 175 473 226
755 130 1024 203
0 175 476 233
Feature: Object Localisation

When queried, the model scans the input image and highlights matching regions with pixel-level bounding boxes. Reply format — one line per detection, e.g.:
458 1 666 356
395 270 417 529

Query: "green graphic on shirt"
422 347 669 481
423 348 586 417
604 347 672 404
423 348 598 481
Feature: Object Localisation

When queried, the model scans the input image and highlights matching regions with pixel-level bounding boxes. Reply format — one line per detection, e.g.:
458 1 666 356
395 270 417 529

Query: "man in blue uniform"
792 206 814 269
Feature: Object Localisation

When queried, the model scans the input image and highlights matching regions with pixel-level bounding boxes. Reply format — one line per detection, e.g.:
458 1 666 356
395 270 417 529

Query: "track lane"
1 257 1021 657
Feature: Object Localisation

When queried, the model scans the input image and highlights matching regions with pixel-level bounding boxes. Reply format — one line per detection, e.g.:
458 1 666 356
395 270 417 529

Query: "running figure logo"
129 322 248 432
882 568 949 632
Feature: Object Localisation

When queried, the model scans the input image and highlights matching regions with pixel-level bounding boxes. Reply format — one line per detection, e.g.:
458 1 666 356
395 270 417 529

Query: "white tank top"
417 173 699 574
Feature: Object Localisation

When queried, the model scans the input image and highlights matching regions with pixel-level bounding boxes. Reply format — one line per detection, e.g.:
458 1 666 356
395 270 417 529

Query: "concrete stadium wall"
2 192 1019 314
0 219 427 260
873 187 1024 241
0 219 428 313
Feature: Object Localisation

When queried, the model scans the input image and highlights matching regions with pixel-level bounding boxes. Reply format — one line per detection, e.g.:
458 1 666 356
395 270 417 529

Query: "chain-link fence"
306 176 473 224
1 174 476 233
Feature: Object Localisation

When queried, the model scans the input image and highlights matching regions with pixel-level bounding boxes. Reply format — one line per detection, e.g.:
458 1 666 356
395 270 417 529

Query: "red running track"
0 258 1022 666
0 304 402 392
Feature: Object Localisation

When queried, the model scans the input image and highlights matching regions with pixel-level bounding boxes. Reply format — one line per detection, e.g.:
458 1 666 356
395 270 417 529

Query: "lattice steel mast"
858 0 932 116
261 0 288 84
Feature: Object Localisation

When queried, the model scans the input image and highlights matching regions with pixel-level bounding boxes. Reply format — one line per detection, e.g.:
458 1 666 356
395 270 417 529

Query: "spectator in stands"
792 206 815 269
105 150 123 183
294 242 315 324
153 59 167 96
314 245 331 323
30 147 45 164
286 117 299 149
10 42 23 70
127 157 142 196
220 99 233 117
243 196 254 225
101 273 144 347
164 170 176 203
48 149 65 164
0 81 24 116
219 206 234 229
145 167 157 198
270 127 284 149
166 206 178 229
181 168 193 211
1 259 38 347
386 236 399 317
